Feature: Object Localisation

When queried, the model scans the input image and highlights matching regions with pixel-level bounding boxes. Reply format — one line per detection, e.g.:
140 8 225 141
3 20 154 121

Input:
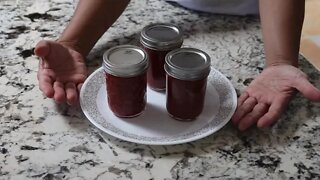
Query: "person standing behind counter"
34 0 320 131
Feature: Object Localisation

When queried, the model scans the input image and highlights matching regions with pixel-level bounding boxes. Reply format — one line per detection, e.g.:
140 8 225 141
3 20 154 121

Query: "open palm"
232 65 320 131
35 40 87 105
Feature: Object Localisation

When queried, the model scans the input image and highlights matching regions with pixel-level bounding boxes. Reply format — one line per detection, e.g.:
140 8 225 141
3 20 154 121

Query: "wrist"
266 56 299 68
56 38 88 57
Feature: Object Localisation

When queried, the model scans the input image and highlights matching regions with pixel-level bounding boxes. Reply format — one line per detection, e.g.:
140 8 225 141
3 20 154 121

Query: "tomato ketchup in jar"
164 48 211 121
140 23 183 91
103 45 148 118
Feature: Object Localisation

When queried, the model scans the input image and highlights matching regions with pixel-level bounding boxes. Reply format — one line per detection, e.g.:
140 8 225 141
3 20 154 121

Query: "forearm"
58 0 130 56
259 0 305 67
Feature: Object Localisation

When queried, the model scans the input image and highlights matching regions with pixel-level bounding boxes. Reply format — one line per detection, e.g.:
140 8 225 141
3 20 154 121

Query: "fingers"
234 95 289 130
232 96 257 125
293 77 320 102
77 83 83 92
238 103 269 131
34 40 51 58
56 74 87 85
53 82 66 104
38 75 54 98
65 83 78 105
238 91 249 106
44 81 81 105
257 98 289 128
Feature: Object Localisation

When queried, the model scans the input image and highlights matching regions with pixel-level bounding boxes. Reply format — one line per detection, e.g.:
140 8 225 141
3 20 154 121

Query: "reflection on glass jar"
165 48 211 121
103 45 148 118
140 23 183 91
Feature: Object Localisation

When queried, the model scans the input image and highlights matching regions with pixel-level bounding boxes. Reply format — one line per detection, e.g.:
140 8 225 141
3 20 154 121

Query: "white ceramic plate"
80 67 237 145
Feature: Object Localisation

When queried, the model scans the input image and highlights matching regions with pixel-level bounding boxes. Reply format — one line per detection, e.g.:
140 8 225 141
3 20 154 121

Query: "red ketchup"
140 23 183 91
103 45 148 118
164 48 211 121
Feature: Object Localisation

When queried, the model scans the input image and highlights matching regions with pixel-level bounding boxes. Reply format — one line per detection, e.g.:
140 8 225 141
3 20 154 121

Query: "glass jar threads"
103 45 148 118
164 48 211 121
140 23 183 91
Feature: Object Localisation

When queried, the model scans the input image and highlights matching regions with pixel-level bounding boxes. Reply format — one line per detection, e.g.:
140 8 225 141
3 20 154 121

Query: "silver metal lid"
103 45 148 77
140 23 183 50
165 48 211 80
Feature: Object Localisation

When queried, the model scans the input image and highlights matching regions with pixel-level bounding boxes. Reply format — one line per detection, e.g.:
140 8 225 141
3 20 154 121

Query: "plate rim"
80 67 237 145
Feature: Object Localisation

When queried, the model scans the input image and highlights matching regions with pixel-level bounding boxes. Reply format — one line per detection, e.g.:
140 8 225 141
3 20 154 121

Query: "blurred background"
300 0 320 70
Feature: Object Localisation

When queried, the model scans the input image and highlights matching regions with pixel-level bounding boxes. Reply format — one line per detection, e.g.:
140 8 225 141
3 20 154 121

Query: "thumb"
293 76 320 102
34 40 52 58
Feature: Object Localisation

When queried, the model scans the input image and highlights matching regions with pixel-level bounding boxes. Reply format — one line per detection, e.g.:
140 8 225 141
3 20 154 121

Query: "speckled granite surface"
0 0 320 179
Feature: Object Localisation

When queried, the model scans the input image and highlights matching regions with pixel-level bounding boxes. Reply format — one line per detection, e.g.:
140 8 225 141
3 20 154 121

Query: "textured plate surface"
80 67 237 145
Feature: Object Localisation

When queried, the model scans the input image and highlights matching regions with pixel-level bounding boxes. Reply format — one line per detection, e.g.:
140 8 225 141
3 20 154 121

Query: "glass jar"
164 48 211 121
140 23 183 91
103 45 148 118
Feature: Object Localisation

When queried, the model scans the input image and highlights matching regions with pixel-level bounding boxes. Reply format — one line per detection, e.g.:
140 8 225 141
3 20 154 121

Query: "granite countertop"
1 0 320 179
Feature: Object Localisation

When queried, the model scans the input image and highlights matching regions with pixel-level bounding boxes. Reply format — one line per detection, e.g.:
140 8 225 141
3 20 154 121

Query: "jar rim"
165 48 211 80
140 23 183 50
103 45 148 77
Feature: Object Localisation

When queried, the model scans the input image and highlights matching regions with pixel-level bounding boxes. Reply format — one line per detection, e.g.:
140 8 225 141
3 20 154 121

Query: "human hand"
34 40 87 105
232 64 320 131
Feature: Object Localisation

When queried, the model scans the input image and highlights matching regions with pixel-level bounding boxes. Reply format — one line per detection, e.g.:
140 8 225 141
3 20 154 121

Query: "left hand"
35 40 87 105
232 64 320 131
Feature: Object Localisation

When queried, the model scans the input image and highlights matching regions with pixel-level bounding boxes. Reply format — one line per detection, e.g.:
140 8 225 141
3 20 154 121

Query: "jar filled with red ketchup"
103 45 148 118
140 23 183 91
164 48 211 121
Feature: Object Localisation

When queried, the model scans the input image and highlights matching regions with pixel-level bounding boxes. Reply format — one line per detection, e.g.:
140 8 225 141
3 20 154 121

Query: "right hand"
232 64 320 131
34 40 87 105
